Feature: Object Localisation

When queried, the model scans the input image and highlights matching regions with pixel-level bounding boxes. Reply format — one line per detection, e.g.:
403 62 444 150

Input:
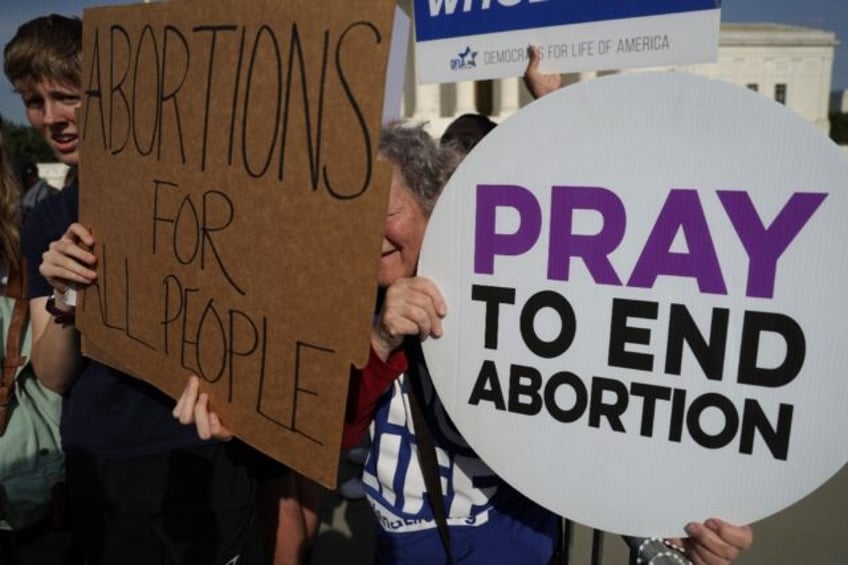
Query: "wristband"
46 293 76 326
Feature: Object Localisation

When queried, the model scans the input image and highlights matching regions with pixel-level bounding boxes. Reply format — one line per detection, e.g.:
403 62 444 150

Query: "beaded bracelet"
635 537 691 565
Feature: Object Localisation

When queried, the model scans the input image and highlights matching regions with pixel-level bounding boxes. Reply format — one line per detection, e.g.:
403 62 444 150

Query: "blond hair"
0 129 22 275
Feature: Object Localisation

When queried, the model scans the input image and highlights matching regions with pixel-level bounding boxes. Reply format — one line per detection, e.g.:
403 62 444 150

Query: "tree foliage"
0 115 55 163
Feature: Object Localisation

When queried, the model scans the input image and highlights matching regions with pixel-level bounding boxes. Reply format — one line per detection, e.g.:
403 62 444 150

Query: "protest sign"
419 72 848 536
76 0 402 487
414 0 721 84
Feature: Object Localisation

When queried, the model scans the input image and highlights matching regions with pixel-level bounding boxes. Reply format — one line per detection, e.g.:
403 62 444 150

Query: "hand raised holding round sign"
419 72 848 537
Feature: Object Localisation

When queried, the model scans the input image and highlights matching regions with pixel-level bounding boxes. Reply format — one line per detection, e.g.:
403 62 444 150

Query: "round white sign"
419 72 848 537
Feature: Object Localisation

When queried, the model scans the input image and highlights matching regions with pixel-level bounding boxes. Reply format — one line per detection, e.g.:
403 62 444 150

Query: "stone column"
454 80 477 115
493 77 521 119
578 70 598 82
414 83 441 123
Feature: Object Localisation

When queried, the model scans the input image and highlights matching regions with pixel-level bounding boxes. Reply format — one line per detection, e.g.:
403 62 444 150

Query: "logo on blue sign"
451 46 478 70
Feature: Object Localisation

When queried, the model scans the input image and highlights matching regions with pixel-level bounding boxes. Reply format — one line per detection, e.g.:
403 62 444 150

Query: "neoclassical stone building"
403 22 839 136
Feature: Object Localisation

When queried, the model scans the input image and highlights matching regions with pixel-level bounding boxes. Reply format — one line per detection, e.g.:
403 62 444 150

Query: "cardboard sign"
414 0 720 84
77 0 400 488
419 72 848 536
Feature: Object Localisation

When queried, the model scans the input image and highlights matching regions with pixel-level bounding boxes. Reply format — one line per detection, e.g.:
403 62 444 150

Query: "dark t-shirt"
23 181 208 458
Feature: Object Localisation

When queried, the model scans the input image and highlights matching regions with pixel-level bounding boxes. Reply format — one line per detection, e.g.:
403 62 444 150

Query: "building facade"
403 23 839 137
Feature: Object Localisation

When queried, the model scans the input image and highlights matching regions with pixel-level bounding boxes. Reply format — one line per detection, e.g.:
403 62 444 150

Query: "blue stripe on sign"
414 0 720 42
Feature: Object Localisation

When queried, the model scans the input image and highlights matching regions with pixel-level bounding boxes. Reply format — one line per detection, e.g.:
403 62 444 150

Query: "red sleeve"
341 346 407 450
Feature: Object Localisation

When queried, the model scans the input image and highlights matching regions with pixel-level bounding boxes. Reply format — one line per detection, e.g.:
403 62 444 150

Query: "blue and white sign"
414 0 721 84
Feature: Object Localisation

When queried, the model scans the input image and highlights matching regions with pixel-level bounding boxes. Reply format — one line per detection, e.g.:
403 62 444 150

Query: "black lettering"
629 382 671 437
193 25 239 171
82 243 154 350
665 304 728 380
151 179 179 254
508 364 542 415
323 21 380 199
257 341 334 445
200 191 244 294
82 27 107 148
229 28 247 167
174 194 201 265
608 298 657 371
544 371 587 423
179 286 201 373
109 25 131 154
519 290 576 358
279 24 329 189
468 360 506 410
668 387 686 442
242 25 282 178
470 284 515 349
740 399 793 460
151 181 243 293
161 274 184 354
132 24 160 156
226 310 262 402
686 393 738 449
195 299 227 383
588 376 627 431
122 256 155 350
157 25 189 163
737 311 805 387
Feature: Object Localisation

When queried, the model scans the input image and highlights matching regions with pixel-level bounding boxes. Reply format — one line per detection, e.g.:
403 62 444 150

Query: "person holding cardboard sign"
6 14 290 565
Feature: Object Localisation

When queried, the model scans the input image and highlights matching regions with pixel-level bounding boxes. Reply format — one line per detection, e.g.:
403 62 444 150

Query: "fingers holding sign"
523 45 563 99
372 276 447 362
173 375 233 441
40 222 98 293
667 519 753 565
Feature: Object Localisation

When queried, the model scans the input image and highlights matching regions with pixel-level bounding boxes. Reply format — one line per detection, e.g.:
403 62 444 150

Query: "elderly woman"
342 120 753 564
342 121 561 563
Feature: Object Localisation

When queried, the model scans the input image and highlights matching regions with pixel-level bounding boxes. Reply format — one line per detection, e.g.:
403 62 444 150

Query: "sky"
0 0 846 125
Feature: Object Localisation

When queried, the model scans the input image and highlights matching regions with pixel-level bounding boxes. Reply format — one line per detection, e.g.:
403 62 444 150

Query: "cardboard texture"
77 0 397 488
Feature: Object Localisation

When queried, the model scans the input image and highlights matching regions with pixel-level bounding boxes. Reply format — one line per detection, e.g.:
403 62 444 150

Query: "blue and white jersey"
358 347 559 563
362 370 501 533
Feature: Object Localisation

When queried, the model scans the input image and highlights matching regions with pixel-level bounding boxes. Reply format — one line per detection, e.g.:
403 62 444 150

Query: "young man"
5 14 286 564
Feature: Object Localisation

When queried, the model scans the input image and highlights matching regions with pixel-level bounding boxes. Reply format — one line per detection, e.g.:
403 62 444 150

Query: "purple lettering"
629 189 726 294
547 186 624 285
474 184 541 275
718 191 827 299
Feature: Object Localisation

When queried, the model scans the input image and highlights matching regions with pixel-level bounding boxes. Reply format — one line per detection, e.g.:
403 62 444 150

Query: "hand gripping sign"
419 72 848 537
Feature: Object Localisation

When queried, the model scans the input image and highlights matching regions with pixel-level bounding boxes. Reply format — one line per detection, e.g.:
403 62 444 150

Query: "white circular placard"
419 72 848 537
